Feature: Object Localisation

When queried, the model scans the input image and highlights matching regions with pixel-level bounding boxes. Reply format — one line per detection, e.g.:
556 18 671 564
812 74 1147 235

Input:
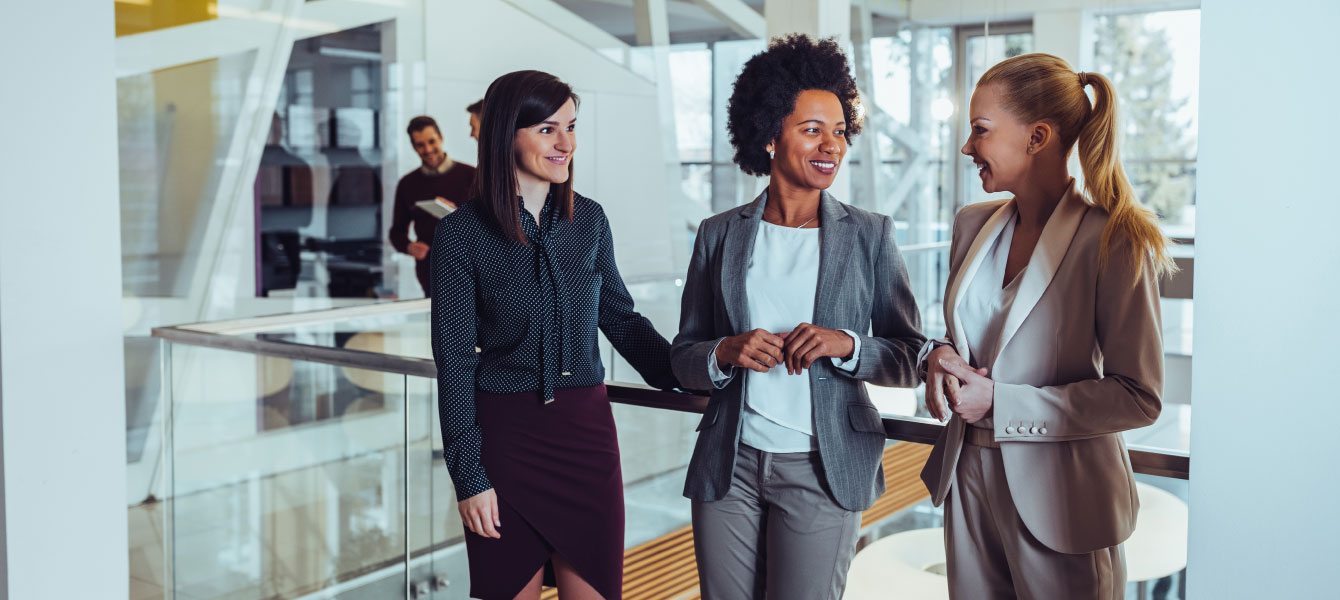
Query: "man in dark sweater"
389 115 476 295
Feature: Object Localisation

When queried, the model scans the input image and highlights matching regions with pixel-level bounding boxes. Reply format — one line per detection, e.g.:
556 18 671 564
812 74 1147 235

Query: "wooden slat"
539 442 932 599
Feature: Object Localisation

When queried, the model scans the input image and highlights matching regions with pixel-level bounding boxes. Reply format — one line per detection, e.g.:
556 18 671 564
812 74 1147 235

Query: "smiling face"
768 89 847 191
514 97 577 189
961 84 1035 194
410 126 446 169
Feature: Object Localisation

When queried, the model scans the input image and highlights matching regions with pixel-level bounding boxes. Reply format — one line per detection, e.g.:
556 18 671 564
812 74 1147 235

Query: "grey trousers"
946 444 1126 600
692 444 862 600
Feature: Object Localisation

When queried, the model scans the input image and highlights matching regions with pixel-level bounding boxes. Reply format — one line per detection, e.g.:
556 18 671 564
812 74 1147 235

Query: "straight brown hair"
474 70 579 245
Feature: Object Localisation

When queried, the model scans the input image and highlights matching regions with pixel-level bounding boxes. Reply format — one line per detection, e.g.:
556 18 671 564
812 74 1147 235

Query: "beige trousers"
945 444 1125 600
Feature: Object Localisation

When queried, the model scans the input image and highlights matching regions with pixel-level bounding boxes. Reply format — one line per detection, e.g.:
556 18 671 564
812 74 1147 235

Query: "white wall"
1188 1 1340 596
423 0 680 280
0 0 128 596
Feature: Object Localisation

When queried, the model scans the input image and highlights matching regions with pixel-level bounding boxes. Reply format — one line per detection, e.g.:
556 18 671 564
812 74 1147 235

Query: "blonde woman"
919 53 1174 598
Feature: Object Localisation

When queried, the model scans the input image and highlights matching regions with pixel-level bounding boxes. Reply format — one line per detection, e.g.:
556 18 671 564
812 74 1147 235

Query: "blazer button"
1039 427 1048 435
1004 426 1015 435
1029 426 1038 434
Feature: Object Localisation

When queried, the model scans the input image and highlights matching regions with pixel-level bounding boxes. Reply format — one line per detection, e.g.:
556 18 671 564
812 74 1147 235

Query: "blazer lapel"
813 191 854 329
993 180 1088 370
945 201 1016 362
721 191 766 334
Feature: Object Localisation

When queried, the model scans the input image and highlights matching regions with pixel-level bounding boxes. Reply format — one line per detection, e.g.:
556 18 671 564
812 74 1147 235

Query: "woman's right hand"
459 488 502 539
925 345 985 421
715 329 785 373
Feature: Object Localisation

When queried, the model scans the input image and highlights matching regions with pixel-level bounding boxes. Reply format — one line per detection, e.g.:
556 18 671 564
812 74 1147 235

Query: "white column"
0 0 128 597
1188 1 1340 597
1031 9 1094 71
634 0 671 47
765 0 851 43
763 0 853 204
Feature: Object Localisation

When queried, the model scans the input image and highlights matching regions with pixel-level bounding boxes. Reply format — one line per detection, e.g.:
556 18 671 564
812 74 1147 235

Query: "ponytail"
979 54 1177 288
1076 72 1177 286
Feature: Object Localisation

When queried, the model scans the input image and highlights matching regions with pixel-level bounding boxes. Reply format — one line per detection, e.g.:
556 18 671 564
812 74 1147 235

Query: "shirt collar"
517 190 559 235
420 154 454 176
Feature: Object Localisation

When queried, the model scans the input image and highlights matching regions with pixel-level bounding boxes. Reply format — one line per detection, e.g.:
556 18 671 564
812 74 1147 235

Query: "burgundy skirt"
466 384 624 599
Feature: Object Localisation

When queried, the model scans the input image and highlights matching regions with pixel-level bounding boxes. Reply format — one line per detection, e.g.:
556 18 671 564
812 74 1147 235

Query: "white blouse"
709 220 861 453
958 209 1022 429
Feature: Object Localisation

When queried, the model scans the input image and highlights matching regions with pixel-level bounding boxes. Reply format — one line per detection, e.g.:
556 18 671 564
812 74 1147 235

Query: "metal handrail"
152 316 1189 480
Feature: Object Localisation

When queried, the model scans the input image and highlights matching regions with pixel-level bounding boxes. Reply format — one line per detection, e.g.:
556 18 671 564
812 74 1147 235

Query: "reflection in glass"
168 346 409 598
258 23 392 299
118 51 257 297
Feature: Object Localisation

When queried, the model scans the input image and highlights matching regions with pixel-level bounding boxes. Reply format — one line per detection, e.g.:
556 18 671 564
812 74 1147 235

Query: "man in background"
388 115 475 296
466 99 483 141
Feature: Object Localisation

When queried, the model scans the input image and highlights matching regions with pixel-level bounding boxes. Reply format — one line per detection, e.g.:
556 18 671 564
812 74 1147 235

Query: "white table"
844 482 1187 599
1127 482 1189 596
846 528 949 600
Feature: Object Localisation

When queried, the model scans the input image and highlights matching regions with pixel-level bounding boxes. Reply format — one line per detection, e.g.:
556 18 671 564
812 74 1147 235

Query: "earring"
1027 146 1034 153
768 149 775 160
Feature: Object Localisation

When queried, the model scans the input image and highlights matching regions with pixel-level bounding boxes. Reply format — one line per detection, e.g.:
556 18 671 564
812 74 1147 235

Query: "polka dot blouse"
430 192 679 499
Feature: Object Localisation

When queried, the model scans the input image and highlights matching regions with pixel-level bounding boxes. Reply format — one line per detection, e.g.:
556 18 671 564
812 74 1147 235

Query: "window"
1094 9 1200 240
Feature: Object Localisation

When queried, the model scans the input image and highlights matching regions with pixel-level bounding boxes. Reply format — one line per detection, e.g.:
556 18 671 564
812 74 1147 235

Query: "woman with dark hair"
431 69 678 600
671 35 925 599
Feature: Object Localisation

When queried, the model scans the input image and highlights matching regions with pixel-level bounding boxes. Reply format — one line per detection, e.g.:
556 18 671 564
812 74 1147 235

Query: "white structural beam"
499 0 631 53
1032 9 1095 71
765 0 851 41
634 0 671 46
115 0 404 76
191 0 303 322
1188 1 1340 597
689 0 766 39
1 0 128 597
763 0 852 203
902 0 1198 24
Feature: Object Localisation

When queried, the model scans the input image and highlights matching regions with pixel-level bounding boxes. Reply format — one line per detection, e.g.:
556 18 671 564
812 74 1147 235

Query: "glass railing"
151 298 1188 599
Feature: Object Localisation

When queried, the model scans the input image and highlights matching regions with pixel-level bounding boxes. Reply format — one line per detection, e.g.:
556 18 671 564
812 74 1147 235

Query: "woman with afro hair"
670 34 926 599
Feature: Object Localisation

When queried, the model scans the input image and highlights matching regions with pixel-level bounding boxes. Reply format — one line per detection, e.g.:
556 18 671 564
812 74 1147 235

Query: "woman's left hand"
939 359 994 424
780 323 855 375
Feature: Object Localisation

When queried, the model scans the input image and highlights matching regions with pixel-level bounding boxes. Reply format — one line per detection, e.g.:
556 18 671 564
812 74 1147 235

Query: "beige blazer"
920 180 1164 554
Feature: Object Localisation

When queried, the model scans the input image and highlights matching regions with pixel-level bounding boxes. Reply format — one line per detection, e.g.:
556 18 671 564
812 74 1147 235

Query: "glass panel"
960 32 1033 208
613 403 697 545
259 23 396 299
167 345 409 598
118 50 256 298
710 39 768 212
864 27 957 336
1094 9 1200 237
669 44 712 165
246 310 436 361
116 0 217 38
408 375 468 599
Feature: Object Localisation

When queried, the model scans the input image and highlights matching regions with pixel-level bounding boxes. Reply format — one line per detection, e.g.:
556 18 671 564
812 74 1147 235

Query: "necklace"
795 216 817 229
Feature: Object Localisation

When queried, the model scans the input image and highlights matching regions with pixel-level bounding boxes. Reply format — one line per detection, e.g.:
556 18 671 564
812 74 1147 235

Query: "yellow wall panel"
115 0 216 37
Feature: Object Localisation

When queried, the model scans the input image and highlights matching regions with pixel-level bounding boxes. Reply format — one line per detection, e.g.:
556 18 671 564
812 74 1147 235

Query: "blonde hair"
978 53 1176 286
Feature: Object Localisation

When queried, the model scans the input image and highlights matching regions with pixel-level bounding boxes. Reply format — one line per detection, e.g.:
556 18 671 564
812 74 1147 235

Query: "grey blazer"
671 189 926 512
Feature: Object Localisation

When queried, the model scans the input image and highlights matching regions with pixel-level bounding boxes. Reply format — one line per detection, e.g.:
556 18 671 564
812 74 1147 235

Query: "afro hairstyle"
726 34 863 177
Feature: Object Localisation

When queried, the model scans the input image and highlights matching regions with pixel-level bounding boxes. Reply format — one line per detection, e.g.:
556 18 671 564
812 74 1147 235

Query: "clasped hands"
924 345 995 424
714 324 853 375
